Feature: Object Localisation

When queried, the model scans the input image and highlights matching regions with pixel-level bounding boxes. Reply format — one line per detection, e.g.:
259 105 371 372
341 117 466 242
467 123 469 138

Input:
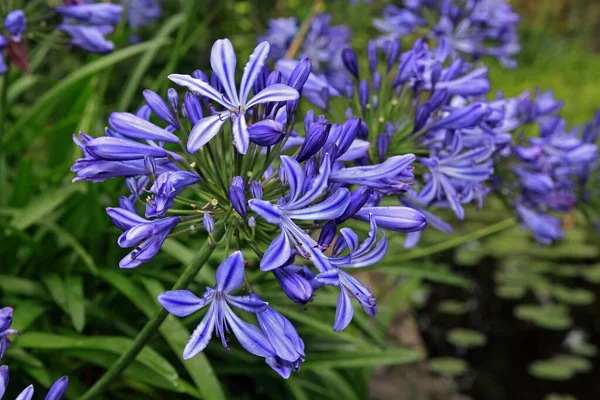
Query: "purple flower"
55 3 122 25
516 204 564 245
251 294 305 378
329 154 416 195
272 265 315 305
127 0 161 30
0 367 68 400
158 251 276 359
4 10 26 41
58 24 115 54
249 154 350 272
315 216 387 331
146 171 201 217
0 307 18 361
107 207 179 268
229 176 248 218
169 39 299 154
418 133 493 219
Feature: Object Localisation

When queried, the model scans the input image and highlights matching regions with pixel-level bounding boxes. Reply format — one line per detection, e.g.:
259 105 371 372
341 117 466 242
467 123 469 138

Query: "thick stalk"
80 227 223 400
387 218 518 263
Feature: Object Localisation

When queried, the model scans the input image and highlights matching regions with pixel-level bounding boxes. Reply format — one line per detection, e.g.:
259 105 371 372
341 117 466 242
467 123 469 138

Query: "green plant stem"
80 228 223 400
284 0 324 59
387 218 518 263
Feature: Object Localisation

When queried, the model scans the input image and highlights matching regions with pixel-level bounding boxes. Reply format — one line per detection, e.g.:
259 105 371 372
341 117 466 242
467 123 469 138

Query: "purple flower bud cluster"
71 38 427 378
374 0 521 68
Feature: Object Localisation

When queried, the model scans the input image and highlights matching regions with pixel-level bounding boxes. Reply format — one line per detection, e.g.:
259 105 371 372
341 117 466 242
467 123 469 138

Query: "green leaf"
302 347 424 369
118 14 184 111
10 301 46 331
10 185 83 231
65 275 86 332
63 349 201 398
42 274 67 310
446 328 487 348
528 360 575 381
316 369 360 400
7 38 171 138
429 357 469 377
15 333 179 385
514 304 573 330
38 221 98 275
0 276 46 298
161 238 215 285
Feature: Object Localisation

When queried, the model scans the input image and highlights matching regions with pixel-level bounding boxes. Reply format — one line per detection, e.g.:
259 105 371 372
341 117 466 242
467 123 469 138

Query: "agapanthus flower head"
169 39 299 154
72 36 428 377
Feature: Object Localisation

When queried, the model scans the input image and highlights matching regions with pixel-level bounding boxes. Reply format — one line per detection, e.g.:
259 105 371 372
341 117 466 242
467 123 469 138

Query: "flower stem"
387 217 518 263
80 228 224 400
284 0 324 59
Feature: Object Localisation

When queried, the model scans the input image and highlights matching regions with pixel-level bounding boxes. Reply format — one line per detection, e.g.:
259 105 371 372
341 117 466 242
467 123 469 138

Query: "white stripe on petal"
246 84 299 109
187 114 229 153
210 39 240 106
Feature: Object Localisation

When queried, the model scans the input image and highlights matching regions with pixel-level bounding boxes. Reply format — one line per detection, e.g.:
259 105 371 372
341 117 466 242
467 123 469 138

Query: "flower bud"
372 71 382 93
272 267 314 305
248 119 284 146
413 102 433 132
144 154 156 176
304 109 316 132
342 48 359 79
318 220 337 246
296 121 331 163
303 157 317 177
336 186 373 223
384 38 401 72
4 10 26 39
287 58 311 93
184 92 203 124
248 216 256 229
428 89 450 111
337 117 360 155
367 41 378 74
229 177 247 218
430 103 490 130
249 180 263 199
143 89 179 128
377 134 389 162
253 64 269 95
203 213 214 234
167 88 179 112
192 69 208 82
358 119 369 140
358 79 369 111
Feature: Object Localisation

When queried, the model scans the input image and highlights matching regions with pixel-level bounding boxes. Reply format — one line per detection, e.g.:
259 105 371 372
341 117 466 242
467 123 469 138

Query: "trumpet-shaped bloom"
146 171 200 217
315 216 387 331
107 207 179 268
158 251 276 359
169 39 299 154
249 154 350 272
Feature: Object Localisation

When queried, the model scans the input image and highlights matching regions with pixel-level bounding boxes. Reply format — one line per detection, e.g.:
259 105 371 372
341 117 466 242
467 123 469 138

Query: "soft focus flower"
0 366 68 400
0 307 18 361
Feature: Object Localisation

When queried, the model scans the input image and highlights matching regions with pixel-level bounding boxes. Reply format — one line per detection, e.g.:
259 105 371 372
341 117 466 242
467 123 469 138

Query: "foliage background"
1 0 599 399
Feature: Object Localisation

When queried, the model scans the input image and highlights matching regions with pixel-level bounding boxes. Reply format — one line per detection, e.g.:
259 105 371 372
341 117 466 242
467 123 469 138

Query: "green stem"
80 228 224 400
387 218 518 263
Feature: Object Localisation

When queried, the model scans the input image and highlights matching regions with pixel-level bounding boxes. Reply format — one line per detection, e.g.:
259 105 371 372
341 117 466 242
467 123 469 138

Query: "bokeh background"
1 1 599 399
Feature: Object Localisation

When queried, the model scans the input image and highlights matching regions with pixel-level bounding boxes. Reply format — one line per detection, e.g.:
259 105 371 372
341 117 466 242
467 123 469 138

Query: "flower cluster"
339 37 503 246
258 13 350 108
72 38 426 377
497 90 599 243
1 10 27 74
56 1 161 53
373 0 521 67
